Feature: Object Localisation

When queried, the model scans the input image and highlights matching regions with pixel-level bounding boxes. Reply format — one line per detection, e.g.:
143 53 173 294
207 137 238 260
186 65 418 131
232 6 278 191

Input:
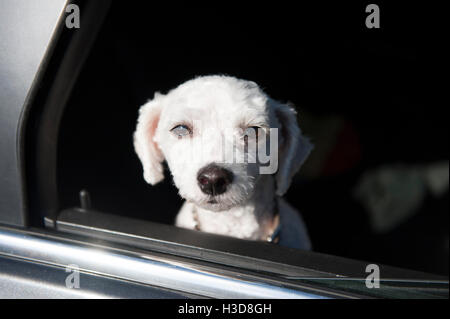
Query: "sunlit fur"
134 75 313 249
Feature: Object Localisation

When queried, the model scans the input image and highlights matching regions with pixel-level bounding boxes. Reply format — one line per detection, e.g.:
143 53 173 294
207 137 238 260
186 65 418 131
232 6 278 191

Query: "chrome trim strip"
0 228 330 299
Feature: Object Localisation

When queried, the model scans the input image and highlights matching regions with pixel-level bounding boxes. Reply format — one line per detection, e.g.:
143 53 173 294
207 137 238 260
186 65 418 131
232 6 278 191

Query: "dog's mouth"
200 196 235 211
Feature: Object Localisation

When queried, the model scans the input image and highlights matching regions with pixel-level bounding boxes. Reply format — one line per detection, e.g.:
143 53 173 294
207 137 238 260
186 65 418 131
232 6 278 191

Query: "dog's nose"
197 165 234 196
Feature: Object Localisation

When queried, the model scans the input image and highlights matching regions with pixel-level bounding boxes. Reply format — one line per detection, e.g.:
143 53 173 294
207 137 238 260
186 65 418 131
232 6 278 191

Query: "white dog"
134 75 313 250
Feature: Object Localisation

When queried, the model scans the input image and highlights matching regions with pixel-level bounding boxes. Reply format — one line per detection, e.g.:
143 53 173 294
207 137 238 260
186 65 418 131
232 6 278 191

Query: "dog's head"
134 75 312 211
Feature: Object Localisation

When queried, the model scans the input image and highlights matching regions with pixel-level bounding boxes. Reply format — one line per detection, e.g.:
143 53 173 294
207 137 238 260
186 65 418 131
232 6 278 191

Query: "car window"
22 1 449 288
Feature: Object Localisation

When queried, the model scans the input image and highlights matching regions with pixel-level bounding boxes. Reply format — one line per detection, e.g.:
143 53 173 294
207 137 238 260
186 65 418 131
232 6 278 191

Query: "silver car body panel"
0 0 69 226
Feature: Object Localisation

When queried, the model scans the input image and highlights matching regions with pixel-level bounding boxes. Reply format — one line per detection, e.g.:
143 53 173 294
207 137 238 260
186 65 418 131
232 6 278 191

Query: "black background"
57 1 448 275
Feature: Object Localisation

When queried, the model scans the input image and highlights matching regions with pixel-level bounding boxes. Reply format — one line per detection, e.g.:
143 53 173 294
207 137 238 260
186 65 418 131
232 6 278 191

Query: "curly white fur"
134 75 313 249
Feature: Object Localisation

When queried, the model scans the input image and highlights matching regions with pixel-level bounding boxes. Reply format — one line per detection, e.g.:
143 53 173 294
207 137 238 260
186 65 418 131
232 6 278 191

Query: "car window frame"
7 0 447 299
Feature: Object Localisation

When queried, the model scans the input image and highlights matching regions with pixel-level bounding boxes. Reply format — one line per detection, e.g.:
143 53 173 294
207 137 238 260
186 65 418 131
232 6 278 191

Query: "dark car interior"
25 2 448 277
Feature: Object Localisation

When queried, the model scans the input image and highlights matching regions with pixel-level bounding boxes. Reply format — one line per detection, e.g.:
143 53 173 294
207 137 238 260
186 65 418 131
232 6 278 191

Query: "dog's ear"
133 93 165 185
272 101 313 196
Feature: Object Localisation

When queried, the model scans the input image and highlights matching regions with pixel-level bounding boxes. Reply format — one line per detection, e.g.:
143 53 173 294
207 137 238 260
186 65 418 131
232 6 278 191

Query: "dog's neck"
193 175 278 240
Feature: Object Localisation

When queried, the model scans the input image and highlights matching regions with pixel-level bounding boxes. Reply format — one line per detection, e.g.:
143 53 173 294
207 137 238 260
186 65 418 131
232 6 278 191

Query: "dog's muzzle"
197 164 234 196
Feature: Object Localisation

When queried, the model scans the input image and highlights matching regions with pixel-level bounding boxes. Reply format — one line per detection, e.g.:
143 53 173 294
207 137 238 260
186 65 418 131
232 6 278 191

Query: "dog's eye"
171 124 192 138
243 126 260 139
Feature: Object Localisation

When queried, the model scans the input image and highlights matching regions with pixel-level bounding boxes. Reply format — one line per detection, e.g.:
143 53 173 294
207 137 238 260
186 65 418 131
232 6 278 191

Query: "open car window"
3 1 447 299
